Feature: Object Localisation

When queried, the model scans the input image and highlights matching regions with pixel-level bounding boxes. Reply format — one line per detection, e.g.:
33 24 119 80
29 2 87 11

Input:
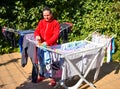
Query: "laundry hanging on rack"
21 33 39 83
17 30 34 53
91 32 115 63
2 26 17 48
1 26 35 52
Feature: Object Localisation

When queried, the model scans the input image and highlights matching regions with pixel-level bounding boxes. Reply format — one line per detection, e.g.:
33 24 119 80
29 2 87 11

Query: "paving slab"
0 52 120 89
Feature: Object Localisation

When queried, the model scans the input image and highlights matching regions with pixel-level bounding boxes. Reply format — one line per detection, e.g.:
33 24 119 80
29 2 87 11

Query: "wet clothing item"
18 30 34 53
59 23 72 43
21 34 39 83
21 33 38 66
2 28 16 48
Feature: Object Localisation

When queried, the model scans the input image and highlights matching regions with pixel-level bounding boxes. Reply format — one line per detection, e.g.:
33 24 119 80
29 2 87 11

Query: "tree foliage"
0 0 120 61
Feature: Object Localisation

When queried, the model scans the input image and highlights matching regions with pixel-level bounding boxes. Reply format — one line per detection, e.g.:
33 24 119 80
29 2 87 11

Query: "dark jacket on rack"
58 22 72 43
2 29 16 48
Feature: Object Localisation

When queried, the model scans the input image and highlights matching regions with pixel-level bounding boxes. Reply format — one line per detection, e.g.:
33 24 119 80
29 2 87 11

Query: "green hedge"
0 0 120 61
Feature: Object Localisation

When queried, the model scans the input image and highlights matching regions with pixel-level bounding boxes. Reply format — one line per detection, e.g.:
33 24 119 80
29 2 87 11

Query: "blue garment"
57 41 87 50
17 30 34 53
18 36 24 53
110 37 115 62
37 48 51 77
17 30 34 36
111 37 115 54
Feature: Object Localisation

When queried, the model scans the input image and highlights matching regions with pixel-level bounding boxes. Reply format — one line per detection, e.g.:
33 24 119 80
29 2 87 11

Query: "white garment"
50 40 104 81
61 48 104 80
91 34 113 63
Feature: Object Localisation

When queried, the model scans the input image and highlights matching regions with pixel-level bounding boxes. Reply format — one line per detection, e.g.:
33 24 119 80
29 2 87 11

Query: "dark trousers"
31 63 39 83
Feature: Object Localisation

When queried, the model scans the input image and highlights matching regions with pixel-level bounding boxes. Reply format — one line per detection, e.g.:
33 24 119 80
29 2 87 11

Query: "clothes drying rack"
2 27 114 89
33 30 115 89
26 35 105 89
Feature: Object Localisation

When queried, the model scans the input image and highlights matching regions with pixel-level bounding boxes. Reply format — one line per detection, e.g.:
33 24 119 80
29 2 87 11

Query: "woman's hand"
36 36 41 40
36 36 41 45
41 42 47 46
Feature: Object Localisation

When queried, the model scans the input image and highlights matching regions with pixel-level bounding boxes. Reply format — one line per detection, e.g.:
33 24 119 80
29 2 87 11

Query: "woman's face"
43 10 52 21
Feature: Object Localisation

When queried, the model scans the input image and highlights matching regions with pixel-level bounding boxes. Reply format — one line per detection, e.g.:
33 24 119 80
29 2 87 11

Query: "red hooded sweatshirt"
34 18 60 46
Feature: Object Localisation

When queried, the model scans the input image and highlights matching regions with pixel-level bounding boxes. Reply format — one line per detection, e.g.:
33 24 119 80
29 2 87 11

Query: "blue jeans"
37 48 51 78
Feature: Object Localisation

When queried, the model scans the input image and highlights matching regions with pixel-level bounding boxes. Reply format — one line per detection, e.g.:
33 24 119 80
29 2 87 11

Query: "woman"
34 6 60 86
